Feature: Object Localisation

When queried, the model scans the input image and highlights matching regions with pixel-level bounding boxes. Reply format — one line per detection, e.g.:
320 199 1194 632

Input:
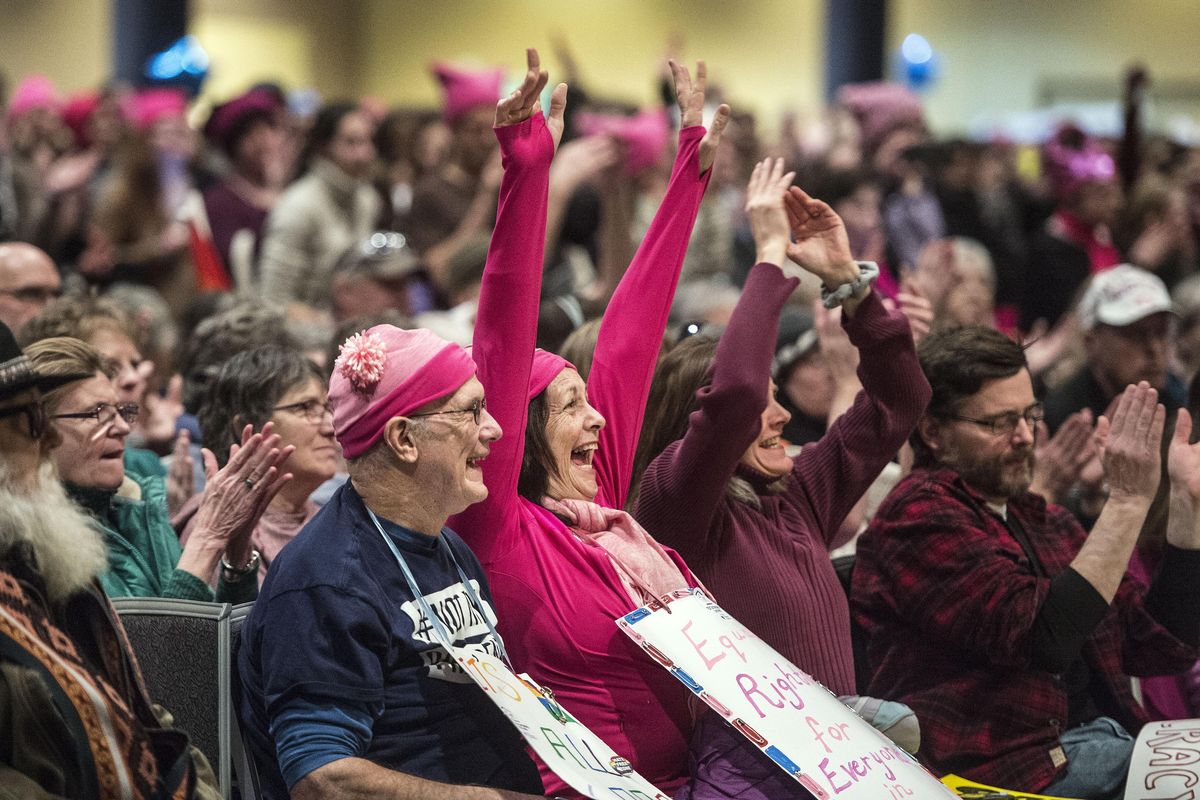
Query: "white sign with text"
449 644 671 800
1124 719 1200 800
617 589 956 800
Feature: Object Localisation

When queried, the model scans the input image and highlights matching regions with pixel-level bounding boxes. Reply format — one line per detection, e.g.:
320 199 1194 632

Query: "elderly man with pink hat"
236 49 561 800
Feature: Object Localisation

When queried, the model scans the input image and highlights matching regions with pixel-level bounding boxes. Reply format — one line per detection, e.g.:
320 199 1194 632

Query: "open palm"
1169 409 1200 500
784 186 854 284
494 48 568 151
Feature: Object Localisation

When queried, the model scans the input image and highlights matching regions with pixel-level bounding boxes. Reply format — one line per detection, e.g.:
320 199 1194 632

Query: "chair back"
111 597 233 798
229 602 262 800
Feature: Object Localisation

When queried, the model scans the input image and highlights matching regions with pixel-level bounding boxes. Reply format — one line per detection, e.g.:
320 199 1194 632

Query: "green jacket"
74 473 257 604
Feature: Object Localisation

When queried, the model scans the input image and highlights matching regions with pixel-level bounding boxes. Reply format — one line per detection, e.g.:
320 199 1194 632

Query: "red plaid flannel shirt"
851 467 1199 791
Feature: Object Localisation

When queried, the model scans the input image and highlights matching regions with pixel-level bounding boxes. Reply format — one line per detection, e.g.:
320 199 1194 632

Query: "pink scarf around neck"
541 496 691 606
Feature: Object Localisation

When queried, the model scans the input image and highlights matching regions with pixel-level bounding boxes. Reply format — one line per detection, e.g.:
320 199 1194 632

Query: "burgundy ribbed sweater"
634 262 930 696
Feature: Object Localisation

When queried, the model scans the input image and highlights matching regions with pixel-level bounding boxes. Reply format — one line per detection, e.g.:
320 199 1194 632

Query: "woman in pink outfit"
448 50 729 797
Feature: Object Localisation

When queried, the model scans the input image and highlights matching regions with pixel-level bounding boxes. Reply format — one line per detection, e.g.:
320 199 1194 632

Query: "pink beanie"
1042 124 1116 201
128 88 187 131
527 349 575 402
330 326 478 459
8 75 62 119
837 81 924 153
576 108 670 175
431 62 503 125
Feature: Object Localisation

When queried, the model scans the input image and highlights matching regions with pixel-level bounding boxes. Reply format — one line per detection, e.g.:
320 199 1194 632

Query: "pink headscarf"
431 62 504 125
1042 124 1116 201
576 108 670 175
330 326 478 458
8 75 62 119
527 349 575 402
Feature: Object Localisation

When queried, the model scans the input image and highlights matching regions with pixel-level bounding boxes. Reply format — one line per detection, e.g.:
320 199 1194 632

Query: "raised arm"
776 186 931 543
634 159 798 562
589 60 729 508
451 49 566 557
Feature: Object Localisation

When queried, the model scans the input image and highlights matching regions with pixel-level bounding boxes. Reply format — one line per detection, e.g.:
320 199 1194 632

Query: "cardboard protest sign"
448 644 671 800
1124 719 1200 800
617 589 956 800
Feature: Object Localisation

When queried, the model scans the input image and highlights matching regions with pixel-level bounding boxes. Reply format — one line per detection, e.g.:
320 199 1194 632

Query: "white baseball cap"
1077 264 1176 330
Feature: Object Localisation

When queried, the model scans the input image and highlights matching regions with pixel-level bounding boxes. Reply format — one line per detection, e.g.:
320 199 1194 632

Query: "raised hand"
743 157 796 266
1030 409 1095 504
1168 409 1200 501
895 279 933 344
494 48 569 152
1100 382 1166 503
669 59 730 174
165 427 195 517
784 186 858 286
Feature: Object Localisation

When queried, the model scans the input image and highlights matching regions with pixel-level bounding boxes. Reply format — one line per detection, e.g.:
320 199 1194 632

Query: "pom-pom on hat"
128 88 187 131
1042 123 1116 202
431 62 503 125
8 75 62 120
330 325 477 459
575 109 670 175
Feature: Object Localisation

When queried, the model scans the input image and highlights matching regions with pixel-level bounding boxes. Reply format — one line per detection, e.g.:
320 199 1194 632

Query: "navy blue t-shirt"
236 481 543 799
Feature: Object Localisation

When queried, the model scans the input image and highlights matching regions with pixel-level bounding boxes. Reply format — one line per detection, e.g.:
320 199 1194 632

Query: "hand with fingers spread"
494 47 569 155
744 157 796 267
1029 409 1096 504
668 59 730 175
784 186 860 288
1100 382 1166 503
165 427 195 517
178 422 294 582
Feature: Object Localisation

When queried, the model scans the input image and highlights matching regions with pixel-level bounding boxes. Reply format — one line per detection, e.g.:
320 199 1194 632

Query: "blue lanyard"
365 506 510 666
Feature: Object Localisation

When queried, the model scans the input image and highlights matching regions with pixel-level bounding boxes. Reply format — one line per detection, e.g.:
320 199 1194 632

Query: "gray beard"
0 460 109 603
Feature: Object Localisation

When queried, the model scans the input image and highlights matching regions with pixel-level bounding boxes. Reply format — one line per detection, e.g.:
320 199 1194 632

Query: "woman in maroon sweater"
634 158 931 700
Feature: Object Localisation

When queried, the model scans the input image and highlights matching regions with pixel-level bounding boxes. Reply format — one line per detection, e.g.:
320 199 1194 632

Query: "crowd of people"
1 40 1199 800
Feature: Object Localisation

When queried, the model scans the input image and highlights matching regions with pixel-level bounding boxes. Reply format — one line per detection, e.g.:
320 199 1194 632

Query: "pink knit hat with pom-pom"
330 325 477 458
431 62 503 125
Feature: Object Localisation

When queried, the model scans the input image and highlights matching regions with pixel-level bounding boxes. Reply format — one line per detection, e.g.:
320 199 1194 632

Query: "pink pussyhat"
430 62 504 125
127 88 187 131
527 349 576 402
8 75 62 119
837 81 924 153
63 91 102 148
575 108 670 175
1042 123 1116 201
330 325 478 459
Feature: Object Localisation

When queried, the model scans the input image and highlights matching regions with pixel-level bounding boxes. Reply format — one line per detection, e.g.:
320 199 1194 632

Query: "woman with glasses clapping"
24 336 293 601
187 345 340 585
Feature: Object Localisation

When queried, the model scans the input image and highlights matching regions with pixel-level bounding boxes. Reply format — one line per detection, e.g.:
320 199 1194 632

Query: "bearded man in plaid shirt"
851 326 1200 799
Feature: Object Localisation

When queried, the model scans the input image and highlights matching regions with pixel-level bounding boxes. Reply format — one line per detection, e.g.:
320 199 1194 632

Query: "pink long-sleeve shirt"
450 118 712 797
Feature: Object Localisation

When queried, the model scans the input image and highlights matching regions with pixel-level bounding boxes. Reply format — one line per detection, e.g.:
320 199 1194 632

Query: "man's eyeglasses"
0 286 63 304
942 403 1044 438
409 398 487 426
51 402 139 428
273 398 334 423
0 401 47 439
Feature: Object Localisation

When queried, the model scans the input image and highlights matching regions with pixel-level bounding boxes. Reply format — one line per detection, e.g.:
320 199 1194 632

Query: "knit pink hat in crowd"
330 326 478 459
527 349 575 402
576 108 670 175
8 75 62 119
431 62 504 125
837 81 924 153
1042 124 1116 201
128 88 187 132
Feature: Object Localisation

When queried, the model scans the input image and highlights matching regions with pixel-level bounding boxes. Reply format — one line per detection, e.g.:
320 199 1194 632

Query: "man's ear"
382 416 420 464
916 414 942 457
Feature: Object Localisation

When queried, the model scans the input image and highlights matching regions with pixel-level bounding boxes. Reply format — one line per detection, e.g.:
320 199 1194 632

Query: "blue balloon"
144 35 210 95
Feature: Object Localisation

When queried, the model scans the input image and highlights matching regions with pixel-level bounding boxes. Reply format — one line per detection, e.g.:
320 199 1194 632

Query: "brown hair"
20 295 138 350
628 335 720 507
914 325 1028 466
24 337 116 414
